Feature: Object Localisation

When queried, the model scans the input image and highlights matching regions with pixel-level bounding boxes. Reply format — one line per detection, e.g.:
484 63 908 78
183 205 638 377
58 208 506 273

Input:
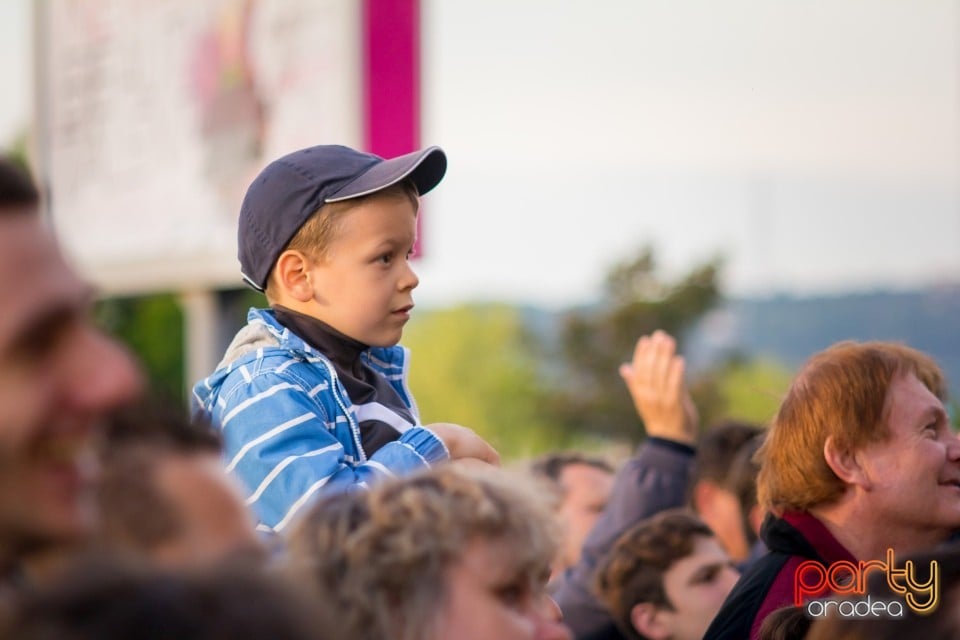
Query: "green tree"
4 129 31 173
96 294 185 402
94 288 264 404
698 355 794 427
402 304 569 460
547 247 723 443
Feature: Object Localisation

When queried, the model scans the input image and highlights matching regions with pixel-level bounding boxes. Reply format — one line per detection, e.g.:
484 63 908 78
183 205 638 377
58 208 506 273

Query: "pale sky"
417 0 960 308
0 0 29 150
3 0 959 308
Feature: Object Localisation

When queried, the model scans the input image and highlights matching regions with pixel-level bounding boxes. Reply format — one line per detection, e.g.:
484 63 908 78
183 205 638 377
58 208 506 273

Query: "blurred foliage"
89 248 732 457
402 304 573 460
545 247 725 443
93 289 266 405
96 294 186 403
87 250 806 459
696 356 794 428
4 131 30 174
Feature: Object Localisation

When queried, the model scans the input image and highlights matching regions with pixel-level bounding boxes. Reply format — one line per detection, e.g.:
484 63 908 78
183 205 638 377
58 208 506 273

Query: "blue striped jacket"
192 308 449 533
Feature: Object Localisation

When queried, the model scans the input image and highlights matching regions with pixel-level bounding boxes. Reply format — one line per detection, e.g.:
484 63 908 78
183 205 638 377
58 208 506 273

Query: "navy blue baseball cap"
238 144 447 291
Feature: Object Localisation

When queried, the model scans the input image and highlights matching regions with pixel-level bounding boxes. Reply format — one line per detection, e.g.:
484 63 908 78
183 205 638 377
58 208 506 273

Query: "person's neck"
812 502 950 560
266 295 317 319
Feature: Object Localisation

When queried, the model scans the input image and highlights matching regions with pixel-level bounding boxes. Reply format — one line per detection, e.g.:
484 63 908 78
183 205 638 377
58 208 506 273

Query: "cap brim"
325 146 447 203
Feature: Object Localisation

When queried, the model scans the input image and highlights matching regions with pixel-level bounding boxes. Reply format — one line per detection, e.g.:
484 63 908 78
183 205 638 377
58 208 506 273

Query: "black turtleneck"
272 306 415 457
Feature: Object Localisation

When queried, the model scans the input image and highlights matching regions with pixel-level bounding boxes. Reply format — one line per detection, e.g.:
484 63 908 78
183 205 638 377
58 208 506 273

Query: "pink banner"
363 0 424 256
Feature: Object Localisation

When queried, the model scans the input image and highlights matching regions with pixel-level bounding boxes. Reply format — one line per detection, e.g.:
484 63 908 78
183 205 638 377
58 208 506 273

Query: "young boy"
594 509 740 640
192 145 498 534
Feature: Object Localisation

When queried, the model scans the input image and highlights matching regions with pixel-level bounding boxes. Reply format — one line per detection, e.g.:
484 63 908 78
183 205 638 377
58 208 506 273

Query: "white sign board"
36 0 362 294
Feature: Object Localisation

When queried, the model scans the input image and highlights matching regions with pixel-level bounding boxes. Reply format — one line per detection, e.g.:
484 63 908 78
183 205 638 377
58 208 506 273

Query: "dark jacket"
703 511 856 640
554 438 695 639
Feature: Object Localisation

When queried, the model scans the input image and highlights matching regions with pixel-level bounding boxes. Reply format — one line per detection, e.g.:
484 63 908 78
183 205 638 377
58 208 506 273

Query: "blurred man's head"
530 452 615 573
96 399 263 568
728 432 765 552
688 421 763 562
0 159 142 560
0 555 330 640
595 509 739 640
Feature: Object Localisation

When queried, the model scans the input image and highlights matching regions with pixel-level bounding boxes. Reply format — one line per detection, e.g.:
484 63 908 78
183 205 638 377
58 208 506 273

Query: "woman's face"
429 538 572 640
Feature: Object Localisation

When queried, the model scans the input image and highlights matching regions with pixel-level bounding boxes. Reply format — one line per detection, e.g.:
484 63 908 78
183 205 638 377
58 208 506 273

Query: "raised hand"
618 330 698 444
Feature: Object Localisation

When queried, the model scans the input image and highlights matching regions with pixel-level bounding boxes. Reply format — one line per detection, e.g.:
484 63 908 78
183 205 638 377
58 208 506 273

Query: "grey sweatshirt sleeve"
553 437 695 639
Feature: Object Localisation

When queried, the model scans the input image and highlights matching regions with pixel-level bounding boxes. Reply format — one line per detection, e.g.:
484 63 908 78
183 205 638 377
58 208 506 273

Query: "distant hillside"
689 285 960 398
474 287 960 401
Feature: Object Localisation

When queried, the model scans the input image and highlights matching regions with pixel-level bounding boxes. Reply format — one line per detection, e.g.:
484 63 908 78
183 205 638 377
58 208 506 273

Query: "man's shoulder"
705 512 831 639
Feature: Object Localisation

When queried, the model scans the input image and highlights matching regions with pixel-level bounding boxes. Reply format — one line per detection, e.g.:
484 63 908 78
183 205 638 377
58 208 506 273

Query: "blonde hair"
757 341 947 513
264 181 419 301
286 466 560 640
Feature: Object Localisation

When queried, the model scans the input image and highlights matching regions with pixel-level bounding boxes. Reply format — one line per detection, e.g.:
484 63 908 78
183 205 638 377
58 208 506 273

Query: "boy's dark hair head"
594 508 714 640
238 144 447 292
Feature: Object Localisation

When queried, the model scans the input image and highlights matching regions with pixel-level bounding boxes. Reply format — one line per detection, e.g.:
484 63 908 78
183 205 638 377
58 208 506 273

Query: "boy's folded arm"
215 376 458 532
387 426 451 464
419 422 500 466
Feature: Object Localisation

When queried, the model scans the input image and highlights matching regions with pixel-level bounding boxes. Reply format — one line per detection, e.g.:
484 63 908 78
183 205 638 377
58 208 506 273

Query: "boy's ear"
823 436 871 490
273 250 315 302
630 603 671 640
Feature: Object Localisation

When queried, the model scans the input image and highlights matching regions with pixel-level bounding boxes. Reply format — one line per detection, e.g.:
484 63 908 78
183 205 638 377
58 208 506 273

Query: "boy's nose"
401 262 419 290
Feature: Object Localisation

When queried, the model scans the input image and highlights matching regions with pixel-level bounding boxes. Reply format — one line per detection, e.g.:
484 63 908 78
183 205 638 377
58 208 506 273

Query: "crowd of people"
2 142 960 640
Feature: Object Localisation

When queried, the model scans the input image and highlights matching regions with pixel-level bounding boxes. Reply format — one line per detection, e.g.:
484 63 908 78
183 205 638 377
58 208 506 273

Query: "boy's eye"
696 568 717 584
690 563 728 586
377 253 393 265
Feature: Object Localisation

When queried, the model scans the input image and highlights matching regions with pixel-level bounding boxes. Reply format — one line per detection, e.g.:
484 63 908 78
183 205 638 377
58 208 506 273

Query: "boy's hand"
618 330 698 445
426 423 501 467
